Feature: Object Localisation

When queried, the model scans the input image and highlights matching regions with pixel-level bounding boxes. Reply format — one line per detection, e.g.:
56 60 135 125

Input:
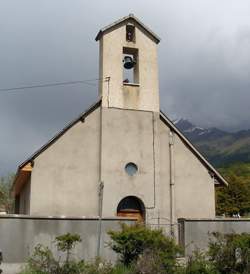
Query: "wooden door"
117 209 144 222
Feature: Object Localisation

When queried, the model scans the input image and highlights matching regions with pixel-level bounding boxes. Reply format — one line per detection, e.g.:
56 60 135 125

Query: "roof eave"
160 111 228 187
18 99 101 171
12 99 102 195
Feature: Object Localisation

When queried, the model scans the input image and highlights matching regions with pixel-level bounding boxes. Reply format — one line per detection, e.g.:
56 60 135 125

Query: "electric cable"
0 77 107 92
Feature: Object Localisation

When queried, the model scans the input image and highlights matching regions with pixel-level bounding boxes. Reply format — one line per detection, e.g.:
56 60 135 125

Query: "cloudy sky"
0 0 250 175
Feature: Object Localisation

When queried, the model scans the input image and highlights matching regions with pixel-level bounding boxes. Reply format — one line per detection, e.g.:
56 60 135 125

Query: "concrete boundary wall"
178 218 250 256
0 215 135 263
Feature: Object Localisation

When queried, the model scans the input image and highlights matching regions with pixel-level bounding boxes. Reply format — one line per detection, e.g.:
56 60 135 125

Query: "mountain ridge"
174 119 250 167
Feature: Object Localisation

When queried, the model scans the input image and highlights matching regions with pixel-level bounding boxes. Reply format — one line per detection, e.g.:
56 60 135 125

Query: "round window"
125 162 138 176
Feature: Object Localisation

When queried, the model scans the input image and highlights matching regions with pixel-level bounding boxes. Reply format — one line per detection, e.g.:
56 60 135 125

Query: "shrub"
25 244 58 274
59 260 85 274
55 233 82 263
134 248 166 274
110 264 133 274
183 251 219 274
79 258 132 274
108 223 181 272
20 233 84 274
208 232 250 274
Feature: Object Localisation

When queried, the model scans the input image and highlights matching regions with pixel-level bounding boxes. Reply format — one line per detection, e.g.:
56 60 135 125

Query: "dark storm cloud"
0 0 250 175
161 23 250 130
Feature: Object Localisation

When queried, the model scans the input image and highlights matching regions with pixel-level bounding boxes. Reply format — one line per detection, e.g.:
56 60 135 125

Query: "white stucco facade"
14 15 226 237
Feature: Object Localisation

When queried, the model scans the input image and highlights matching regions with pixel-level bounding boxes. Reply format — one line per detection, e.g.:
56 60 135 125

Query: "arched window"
117 196 145 222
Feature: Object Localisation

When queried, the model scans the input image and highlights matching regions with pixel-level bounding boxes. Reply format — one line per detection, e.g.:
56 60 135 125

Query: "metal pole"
157 210 160 229
97 181 104 258
0 249 2 274
169 131 175 238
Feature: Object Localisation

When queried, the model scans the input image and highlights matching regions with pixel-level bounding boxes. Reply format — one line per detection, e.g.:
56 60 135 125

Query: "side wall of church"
29 108 101 216
158 119 172 232
159 119 216 221
173 132 216 218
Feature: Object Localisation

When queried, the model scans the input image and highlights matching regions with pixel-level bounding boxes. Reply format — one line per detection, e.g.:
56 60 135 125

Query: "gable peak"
95 14 160 44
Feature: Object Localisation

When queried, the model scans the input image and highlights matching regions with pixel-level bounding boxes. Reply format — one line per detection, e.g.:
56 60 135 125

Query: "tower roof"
95 14 161 44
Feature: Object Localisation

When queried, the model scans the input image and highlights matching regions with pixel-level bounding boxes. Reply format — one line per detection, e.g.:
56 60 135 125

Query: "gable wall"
101 108 158 218
158 120 171 230
173 134 215 218
159 119 216 223
29 108 101 216
27 106 215 220
158 118 216 234
100 110 215 224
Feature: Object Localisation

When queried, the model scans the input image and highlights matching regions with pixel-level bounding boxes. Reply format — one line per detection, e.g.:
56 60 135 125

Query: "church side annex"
12 14 227 237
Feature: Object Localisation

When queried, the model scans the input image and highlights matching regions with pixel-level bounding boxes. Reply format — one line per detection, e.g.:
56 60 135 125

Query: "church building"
13 14 227 236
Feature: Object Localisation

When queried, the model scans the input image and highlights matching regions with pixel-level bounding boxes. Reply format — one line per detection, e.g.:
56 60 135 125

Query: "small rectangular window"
126 24 135 42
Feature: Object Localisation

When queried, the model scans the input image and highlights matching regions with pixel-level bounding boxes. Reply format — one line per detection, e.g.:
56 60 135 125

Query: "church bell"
123 56 136 69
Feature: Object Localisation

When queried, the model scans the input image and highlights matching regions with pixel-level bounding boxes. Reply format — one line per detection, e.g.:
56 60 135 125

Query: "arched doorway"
117 196 145 222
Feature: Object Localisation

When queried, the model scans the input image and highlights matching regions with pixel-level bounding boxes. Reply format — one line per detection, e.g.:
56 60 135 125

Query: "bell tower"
96 14 160 112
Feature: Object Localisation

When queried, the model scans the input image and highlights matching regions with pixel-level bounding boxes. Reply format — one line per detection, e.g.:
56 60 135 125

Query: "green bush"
208 232 250 274
20 229 250 274
182 251 219 274
76 258 132 274
108 223 181 271
20 233 84 274
110 264 133 274
20 234 132 274
133 248 167 274
25 244 59 274
58 260 85 274
20 261 132 274
55 233 82 263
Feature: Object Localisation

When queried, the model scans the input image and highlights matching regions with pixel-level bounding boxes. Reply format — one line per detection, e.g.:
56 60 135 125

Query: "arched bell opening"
117 196 145 223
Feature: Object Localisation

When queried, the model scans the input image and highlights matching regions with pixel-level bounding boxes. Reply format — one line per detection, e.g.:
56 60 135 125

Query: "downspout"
146 112 156 210
169 130 175 237
97 95 104 257
97 181 104 258
97 77 110 256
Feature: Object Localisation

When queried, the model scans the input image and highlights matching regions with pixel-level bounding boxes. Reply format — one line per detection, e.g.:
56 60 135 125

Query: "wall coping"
178 218 250 222
0 214 137 221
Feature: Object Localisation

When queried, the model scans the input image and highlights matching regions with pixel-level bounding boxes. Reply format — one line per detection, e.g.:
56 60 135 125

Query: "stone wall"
0 215 134 263
178 218 250 256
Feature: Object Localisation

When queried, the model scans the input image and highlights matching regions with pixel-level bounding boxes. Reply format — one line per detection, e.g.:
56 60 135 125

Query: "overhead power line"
0 77 108 92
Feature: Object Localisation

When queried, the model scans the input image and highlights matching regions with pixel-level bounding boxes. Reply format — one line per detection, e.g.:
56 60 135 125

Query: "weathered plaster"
30 109 100 216
99 19 160 112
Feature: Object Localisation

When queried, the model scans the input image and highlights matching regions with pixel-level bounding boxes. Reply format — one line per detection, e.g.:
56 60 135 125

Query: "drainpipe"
97 181 104 258
146 112 156 211
97 95 104 257
169 130 175 237
0 249 2 273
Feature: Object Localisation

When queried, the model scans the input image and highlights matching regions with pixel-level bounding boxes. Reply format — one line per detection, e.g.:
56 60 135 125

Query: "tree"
55 233 82 263
208 232 250 274
0 173 15 213
216 163 250 216
108 223 181 272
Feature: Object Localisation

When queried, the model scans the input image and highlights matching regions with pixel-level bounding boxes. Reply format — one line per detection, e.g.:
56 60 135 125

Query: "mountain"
173 119 250 167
